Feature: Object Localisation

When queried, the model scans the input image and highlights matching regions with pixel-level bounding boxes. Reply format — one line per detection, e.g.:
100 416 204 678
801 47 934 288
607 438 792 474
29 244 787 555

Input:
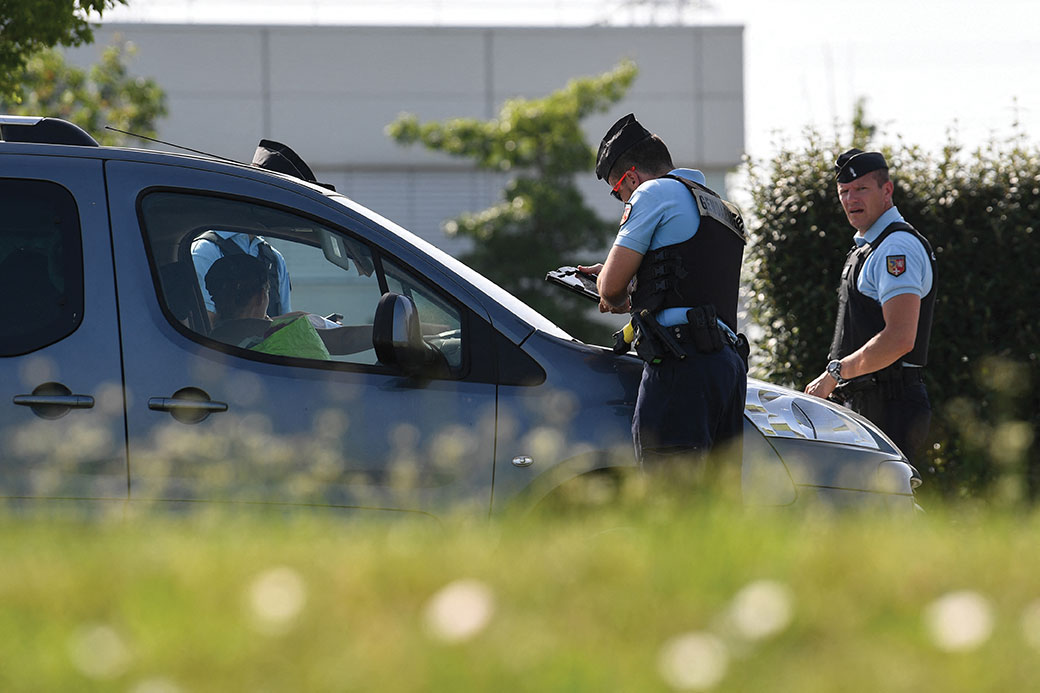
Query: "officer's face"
837 172 894 233
608 166 637 203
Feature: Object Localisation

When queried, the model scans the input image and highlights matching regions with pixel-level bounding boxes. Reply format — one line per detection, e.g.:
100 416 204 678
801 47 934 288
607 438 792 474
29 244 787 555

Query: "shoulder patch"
620 203 632 225
886 255 906 277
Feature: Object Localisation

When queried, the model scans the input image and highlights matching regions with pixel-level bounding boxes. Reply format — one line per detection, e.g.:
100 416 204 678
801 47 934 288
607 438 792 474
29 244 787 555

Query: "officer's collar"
855 206 903 247
668 168 706 186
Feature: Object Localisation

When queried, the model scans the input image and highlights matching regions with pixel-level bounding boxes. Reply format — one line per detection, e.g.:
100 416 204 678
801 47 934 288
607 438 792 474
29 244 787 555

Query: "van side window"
139 191 462 374
0 179 84 356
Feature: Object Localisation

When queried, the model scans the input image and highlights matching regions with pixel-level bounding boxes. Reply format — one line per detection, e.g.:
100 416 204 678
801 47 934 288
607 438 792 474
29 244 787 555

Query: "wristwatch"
826 359 846 385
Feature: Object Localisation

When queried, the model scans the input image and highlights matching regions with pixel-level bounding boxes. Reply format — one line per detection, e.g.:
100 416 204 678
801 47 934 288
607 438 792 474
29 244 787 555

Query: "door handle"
148 399 228 413
148 387 227 424
13 382 94 419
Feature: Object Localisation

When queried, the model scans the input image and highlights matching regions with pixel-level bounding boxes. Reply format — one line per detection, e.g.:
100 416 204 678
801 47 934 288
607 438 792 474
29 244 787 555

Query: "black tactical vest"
630 176 747 332
198 231 287 316
828 221 937 366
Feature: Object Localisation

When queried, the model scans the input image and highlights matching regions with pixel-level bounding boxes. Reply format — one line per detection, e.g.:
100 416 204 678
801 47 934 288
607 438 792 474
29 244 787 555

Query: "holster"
628 306 746 368
631 310 686 364
832 363 908 403
685 306 724 354
831 376 876 405
734 332 750 373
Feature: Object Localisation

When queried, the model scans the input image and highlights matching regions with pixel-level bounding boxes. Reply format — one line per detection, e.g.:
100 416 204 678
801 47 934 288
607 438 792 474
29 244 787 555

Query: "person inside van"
204 254 371 359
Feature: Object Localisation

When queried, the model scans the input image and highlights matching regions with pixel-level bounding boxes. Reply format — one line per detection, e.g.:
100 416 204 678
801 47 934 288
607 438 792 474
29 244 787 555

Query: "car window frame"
135 186 473 380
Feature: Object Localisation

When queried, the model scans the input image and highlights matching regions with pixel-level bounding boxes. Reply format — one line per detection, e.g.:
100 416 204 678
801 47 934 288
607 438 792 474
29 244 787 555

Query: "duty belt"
624 307 747 368
833 365 924 401
667 321 739 348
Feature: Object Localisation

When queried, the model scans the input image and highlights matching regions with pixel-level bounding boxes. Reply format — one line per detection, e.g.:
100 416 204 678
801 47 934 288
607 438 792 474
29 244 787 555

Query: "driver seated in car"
204 254 370 358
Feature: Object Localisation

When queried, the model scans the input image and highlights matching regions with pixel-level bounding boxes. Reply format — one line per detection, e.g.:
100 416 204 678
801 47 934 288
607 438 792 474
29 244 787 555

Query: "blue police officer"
191 230 292 326
805 149 937 468
581 114 748 483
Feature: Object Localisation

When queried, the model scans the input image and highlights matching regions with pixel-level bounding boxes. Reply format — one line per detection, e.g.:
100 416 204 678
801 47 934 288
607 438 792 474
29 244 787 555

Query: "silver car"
0 116 919 517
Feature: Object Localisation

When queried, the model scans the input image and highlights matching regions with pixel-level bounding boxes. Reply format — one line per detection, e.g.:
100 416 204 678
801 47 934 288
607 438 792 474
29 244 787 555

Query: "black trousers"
838 371 932 468
633 344 747 478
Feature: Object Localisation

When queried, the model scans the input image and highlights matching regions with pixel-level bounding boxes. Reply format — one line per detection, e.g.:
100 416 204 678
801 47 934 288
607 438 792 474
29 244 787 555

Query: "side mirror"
373 292 449 378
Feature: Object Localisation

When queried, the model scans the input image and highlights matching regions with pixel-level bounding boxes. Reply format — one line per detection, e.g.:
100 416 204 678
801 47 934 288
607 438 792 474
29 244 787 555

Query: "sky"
100 0 1040 161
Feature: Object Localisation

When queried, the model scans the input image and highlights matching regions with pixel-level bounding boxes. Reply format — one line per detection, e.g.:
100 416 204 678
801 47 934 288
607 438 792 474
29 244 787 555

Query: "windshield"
324 192 575 341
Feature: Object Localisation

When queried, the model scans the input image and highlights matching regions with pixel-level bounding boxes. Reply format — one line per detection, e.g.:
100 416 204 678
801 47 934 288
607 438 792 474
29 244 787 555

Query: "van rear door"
0 153 128 505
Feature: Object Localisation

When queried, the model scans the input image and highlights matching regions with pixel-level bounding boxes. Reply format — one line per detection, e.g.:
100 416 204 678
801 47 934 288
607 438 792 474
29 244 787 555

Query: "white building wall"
65 23 743 258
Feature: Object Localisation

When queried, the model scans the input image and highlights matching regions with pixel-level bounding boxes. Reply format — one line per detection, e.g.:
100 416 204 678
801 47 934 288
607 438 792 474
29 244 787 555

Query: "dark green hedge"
743 131 1039 501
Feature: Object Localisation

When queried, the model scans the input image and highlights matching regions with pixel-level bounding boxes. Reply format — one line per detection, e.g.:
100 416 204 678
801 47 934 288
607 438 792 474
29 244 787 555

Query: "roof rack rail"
0 115 99 147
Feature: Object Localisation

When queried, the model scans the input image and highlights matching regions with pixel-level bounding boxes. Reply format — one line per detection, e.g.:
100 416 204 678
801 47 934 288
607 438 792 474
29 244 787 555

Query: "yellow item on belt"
622 320 635 344
612 319 637 355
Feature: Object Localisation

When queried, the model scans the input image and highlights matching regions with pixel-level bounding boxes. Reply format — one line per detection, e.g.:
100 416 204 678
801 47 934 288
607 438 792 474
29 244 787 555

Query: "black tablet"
545 266 599 301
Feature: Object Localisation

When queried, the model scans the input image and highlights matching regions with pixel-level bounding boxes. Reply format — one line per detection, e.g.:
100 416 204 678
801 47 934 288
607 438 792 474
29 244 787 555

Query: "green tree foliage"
0 43 167 146
387 60 638 342
0 0 127 100
744 128 1039 501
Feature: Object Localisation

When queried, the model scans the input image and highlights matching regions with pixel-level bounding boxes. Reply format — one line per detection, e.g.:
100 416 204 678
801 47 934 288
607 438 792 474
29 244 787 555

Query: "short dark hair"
609 134 674 180
205 254 269 320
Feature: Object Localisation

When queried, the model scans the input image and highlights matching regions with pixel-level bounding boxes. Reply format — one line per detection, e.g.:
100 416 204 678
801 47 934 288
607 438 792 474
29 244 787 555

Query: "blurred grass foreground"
4 498 1040 692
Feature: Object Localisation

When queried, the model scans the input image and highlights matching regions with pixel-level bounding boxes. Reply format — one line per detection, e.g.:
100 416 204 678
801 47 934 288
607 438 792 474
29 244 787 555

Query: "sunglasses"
610 166 635 200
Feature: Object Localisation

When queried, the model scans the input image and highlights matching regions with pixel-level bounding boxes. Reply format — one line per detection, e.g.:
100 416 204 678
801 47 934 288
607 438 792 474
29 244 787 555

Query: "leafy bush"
744 129 1039 501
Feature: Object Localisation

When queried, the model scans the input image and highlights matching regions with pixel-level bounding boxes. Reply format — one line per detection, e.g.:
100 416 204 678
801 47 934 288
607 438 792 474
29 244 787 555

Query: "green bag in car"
252 314 330 360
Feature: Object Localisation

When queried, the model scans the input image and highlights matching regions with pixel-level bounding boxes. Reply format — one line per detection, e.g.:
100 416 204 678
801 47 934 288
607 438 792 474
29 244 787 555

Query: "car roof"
0 116 569 344
0 115 334 192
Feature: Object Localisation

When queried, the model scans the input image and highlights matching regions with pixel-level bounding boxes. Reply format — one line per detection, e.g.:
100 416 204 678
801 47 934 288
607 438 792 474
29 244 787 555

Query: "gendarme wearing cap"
834 148 888 184
595 113 652 181
805 144 938 473
586 112 749 482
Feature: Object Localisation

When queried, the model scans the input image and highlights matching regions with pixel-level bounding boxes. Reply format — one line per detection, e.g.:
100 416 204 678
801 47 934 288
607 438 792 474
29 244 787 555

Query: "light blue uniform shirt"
613 168 736 338
191 231 292 314
855 206 933 304
854 206 933 368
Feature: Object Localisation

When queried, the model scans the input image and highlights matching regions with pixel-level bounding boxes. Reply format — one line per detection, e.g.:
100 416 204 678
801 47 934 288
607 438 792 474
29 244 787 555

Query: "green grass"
2 499 1039 692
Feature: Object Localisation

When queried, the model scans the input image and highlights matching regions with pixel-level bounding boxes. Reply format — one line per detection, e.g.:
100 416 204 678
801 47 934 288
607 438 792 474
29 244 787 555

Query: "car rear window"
0 178 84 356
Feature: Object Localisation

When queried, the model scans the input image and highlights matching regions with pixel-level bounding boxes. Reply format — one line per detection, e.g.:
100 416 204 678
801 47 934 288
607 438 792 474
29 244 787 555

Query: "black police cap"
595 113 652 180
834 148 888 184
